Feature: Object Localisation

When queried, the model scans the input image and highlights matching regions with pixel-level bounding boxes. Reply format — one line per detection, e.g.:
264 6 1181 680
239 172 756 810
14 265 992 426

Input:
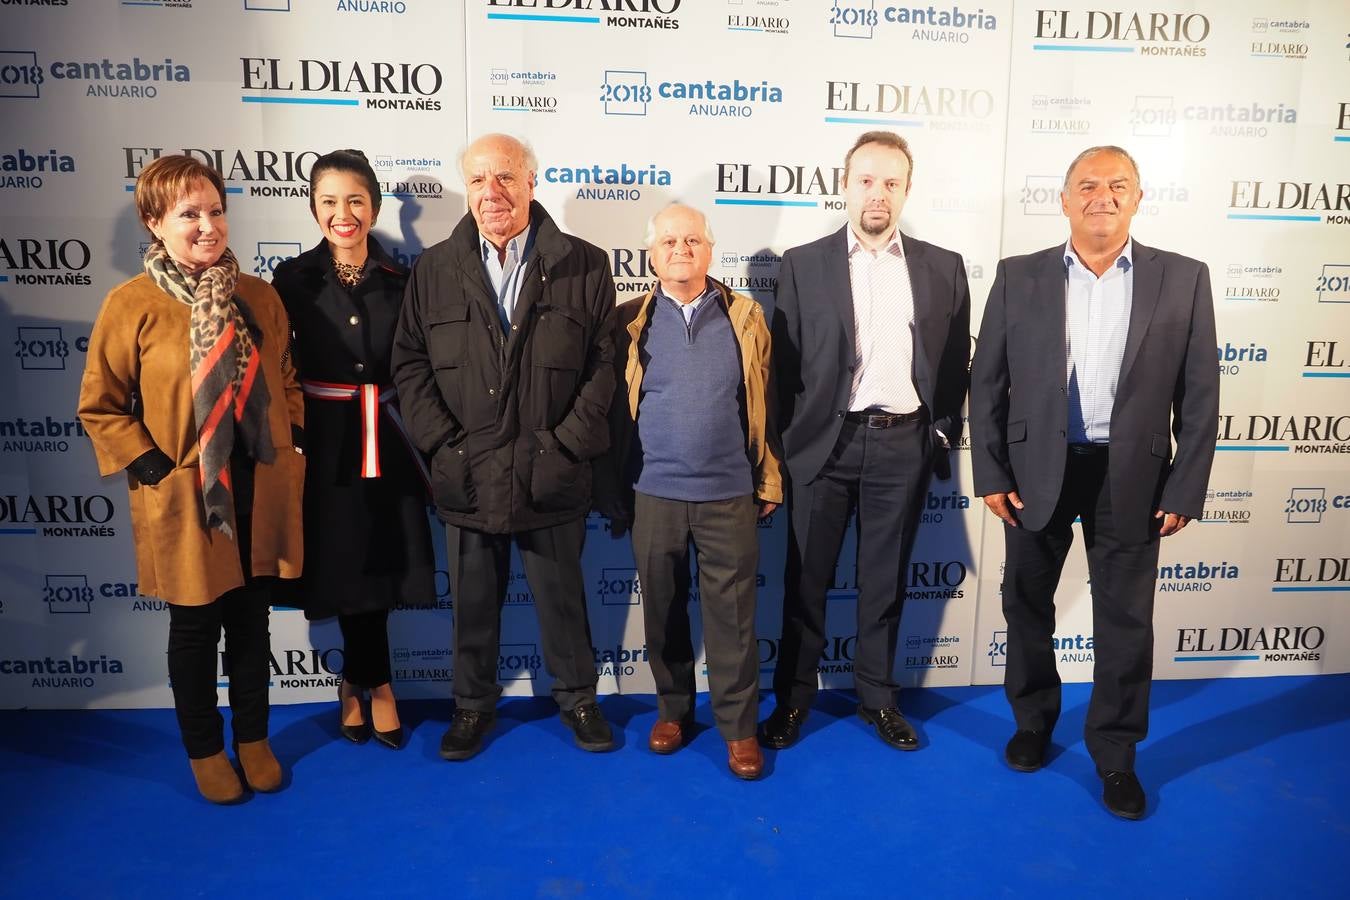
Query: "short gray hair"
643 203 716 248
457 133 539 180
1062 145 1140 191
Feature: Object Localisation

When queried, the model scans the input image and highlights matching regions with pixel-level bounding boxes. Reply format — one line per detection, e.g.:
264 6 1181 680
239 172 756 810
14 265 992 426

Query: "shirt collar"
1064 238 1133 274
848 227 904 259
655 277 717 308
480 223 531 264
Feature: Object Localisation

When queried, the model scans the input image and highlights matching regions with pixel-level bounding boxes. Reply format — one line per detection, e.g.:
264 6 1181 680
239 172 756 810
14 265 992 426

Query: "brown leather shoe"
235 738 283 792
648 719 688 754
726 737 764 780
188 751 244 804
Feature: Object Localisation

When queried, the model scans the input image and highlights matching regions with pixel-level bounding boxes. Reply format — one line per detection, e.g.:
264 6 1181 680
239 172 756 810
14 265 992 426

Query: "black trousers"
776 417 932 710
338 610 392 689
631 492 760 741
1001 446 1161 773
445 518 598 712
167 583 272 759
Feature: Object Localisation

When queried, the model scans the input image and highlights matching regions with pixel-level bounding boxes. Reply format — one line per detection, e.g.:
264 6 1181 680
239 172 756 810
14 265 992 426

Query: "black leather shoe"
1005 730 1049 772
373 726 404 750
439 709 495 761
857 706 919 751
760 705 808 749
340 721 371 744
338 680 369 744
1099 769 1146 820
560 702 615 752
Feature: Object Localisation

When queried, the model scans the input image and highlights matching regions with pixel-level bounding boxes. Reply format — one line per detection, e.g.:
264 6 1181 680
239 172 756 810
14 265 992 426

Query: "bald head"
461 133 537 248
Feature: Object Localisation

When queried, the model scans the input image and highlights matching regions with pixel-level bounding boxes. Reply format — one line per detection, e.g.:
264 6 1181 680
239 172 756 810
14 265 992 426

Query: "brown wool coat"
78 272 305 606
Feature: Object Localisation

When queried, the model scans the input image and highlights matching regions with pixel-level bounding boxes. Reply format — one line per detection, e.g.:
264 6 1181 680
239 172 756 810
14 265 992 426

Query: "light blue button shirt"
1064 240 1133 444
480 224 534 332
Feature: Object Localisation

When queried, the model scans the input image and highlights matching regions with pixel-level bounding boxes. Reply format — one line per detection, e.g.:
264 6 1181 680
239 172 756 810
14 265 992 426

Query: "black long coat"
271 238 435 620
391 202 616 533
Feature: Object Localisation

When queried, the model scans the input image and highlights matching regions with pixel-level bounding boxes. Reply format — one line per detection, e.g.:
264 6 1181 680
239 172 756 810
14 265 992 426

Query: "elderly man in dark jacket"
392 133 617 761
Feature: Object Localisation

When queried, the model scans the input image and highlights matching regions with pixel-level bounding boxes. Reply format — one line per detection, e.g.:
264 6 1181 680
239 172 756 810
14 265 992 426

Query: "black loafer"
439 709 495 761
1099 769 1146 820
560 702 615 752
1004 730 1049 772
760 705 808 749
857 706 919 751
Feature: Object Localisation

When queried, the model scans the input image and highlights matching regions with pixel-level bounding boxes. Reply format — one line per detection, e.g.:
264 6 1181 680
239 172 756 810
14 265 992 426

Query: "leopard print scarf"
143 241 274 539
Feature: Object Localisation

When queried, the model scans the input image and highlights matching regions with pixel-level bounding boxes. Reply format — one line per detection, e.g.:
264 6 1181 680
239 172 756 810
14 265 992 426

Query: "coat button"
489 388 496 396
349 315 359 326
511 324 518 331
354 362 365 373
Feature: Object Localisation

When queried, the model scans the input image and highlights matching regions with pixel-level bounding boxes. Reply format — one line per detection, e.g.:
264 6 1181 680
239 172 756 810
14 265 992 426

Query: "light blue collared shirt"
480 224 534 332
654 278 719 331
1064 240 1133 444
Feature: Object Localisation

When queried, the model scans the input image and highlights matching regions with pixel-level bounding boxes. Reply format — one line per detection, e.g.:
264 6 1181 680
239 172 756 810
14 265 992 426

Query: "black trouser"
167 583 272 759
776 416 932 711
631 492 760 741
445 518 598 712
338 610 392 689
1001 446 1161 773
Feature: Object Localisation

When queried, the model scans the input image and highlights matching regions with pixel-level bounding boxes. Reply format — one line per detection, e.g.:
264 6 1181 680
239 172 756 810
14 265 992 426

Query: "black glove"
127 447 174 486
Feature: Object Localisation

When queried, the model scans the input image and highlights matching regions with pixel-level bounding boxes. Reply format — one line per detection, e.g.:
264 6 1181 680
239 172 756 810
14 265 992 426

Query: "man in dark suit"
764 131 971 752
970 145 1219 819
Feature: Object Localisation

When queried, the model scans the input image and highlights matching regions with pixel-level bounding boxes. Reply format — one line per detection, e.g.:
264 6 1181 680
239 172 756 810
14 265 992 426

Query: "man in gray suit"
970 145 1219 819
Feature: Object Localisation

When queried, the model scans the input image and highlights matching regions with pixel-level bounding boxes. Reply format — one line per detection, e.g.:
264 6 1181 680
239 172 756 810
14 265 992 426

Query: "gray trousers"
631 491 761 741
445 518 599 713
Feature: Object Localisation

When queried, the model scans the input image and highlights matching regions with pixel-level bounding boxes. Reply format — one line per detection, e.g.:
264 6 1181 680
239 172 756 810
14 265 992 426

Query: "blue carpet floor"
2 675 1346 898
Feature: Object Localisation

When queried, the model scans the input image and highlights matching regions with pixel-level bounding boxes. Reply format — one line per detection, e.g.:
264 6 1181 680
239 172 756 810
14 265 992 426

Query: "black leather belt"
845 409 923 429
1068 442 1109 455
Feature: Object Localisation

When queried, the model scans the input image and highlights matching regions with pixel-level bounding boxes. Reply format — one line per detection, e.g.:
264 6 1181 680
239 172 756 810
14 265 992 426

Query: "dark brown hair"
843 131 914 189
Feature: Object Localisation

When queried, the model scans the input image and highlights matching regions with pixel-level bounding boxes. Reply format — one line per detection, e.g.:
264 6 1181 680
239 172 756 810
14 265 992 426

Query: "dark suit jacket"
772 225 971 485
969 241 1219 543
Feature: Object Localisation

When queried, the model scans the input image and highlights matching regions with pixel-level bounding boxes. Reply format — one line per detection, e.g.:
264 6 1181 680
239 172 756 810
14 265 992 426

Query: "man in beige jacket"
599 203 782 780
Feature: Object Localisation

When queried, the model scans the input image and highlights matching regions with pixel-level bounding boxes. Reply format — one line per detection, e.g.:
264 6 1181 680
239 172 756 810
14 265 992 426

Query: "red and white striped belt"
299 380 430 490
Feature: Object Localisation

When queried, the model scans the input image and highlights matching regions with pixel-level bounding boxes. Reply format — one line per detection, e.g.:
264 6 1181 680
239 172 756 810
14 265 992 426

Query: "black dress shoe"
1005 730 1049 772
760 705 808 749
1099 769 1146 820
858 706 919 751
340 721 371 744
560 702 615 752
439 709 495 761
373 726 404 750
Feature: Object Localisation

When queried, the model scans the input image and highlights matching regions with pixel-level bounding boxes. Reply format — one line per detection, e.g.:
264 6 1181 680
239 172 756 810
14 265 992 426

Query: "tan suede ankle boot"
189 751 244 804
235 738 283 792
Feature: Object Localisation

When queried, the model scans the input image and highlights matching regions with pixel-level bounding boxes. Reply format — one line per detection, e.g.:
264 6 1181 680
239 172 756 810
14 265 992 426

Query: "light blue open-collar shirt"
1064 239 1133 445
480 223 535 332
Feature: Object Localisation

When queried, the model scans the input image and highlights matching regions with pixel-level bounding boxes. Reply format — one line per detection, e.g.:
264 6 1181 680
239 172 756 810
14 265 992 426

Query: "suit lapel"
1033 246 1068 365
826 226 856 355
1119 241 1162 381
902 233 942 381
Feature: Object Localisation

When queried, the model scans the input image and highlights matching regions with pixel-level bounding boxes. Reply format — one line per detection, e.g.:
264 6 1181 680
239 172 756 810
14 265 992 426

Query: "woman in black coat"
271 149 435 749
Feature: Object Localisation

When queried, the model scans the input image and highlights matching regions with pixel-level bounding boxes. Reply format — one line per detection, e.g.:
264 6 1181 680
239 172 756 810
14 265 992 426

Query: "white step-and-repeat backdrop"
2 1 1346 708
